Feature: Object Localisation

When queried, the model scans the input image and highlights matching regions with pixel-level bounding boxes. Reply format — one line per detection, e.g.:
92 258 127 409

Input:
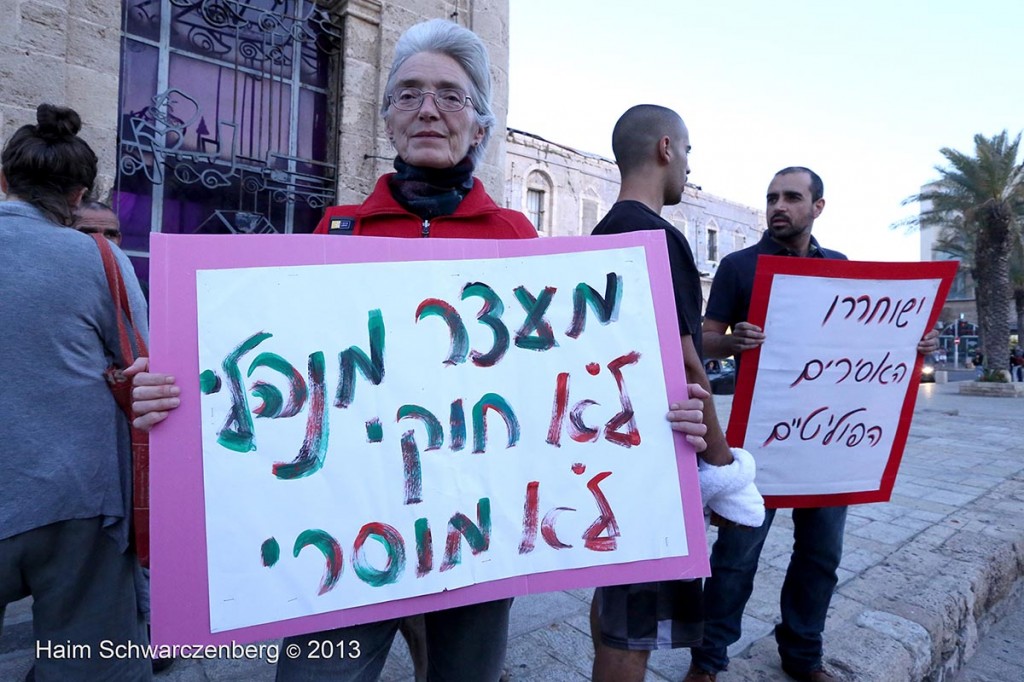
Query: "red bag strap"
91 234 149 364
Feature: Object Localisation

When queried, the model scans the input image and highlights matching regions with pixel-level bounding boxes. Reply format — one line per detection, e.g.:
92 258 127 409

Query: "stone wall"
0 0 508 206
0 0 122 199
1 0 766 279
504 129 620 236
331 0 509 204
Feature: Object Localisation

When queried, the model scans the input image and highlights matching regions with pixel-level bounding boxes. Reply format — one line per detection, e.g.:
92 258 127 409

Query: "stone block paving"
2 382 1022 681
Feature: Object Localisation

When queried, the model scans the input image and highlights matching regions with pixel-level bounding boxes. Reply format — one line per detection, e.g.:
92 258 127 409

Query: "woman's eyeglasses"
388 87 473 113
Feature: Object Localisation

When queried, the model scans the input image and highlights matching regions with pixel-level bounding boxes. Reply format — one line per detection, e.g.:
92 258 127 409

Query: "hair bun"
35 103 82 141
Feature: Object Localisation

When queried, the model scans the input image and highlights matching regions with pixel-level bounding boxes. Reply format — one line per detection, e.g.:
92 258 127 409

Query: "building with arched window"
523 168 554 235
1 0 512 282
505 128 766 308
2 0 764 309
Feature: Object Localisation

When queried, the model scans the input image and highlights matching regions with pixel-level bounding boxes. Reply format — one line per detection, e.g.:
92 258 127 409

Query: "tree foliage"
899 131 1024 374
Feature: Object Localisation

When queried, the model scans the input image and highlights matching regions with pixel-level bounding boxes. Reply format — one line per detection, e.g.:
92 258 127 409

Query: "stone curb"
958 381 1024 398
723 474 1024 681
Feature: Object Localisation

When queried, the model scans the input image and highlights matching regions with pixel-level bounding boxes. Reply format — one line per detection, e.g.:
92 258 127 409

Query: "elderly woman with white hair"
293 20 532 680
129 18 712 682
313 19 533 240
133 19 533 682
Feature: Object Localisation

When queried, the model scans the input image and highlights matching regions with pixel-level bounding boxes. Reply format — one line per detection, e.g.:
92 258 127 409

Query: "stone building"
1 0 762 295
919 222 983 357
505 128 765 304
918 193 1020 355
1 0 511 279
916 190 1008 357
918 192 977 320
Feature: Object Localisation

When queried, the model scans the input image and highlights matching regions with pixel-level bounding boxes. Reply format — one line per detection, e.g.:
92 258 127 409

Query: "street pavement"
2 381 1022 681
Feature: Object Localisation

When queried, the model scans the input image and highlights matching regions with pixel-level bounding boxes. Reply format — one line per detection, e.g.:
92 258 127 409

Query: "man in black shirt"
589 104 744 682
689 167 937 682
688 167 843 682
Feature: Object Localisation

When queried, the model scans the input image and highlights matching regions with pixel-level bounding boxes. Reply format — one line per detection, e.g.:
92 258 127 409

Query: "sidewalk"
2 382 1022 681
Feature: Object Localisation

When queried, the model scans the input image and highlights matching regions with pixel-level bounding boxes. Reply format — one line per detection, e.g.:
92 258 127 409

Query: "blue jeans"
276 598 512 681
690 506 847 675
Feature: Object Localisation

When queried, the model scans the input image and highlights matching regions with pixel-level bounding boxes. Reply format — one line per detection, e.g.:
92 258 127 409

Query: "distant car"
704 358 737 395
920 357 936 383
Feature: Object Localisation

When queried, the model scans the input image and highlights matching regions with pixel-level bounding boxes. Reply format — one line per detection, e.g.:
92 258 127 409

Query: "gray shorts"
595 580 703 650
0 517 150 681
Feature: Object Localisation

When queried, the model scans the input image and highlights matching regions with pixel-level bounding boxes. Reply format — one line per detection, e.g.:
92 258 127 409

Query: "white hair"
382 19 495 166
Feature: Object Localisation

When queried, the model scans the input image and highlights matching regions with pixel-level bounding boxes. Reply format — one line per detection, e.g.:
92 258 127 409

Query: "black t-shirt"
592 201 703 357
705 231 847 370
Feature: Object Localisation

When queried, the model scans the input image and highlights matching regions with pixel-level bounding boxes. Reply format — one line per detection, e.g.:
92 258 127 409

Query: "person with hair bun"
0 104 151 681
1 104 97 225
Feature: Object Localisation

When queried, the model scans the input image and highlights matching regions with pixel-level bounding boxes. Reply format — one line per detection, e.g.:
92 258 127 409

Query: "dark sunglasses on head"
78 227 122 240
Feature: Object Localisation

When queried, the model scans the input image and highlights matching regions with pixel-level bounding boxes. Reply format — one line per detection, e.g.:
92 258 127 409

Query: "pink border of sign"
726 256 958 509
149 231 708 645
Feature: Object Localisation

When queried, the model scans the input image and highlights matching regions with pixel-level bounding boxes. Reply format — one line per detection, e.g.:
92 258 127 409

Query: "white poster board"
727 257 957 507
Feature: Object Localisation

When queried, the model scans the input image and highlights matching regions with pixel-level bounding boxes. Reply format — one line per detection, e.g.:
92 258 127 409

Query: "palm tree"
900 131 1024 377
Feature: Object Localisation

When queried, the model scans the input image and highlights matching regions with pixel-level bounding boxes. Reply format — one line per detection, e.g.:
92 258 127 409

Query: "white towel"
698 447 765 528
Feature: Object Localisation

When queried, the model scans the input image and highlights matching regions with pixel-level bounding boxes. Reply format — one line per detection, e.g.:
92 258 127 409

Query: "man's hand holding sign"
687 166 956 682
725 258 954 507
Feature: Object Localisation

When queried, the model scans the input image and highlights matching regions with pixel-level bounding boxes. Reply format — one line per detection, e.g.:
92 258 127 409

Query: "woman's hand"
123 357 181 431
666 382 710 452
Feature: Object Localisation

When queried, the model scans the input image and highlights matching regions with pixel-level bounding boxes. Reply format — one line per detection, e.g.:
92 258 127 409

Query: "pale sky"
507 0 1023 261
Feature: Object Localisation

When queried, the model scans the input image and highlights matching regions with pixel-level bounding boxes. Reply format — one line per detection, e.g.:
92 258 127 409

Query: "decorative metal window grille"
115 0 343 277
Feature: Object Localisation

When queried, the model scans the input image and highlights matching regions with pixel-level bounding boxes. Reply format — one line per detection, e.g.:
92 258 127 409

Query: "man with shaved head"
609 105 690 202
588 105 760 682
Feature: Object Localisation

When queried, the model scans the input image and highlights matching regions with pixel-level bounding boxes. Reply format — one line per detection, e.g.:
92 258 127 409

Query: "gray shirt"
0 201 148 551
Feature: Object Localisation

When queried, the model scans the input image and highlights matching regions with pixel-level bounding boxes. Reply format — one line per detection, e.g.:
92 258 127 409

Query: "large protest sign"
727 257 957 508
148 231 708 645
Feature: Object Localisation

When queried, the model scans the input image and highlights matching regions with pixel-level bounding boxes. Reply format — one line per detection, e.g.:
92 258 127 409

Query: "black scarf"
388 156 475 219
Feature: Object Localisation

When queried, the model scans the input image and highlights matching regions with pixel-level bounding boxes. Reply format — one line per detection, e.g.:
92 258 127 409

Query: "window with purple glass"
115 0 342 281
